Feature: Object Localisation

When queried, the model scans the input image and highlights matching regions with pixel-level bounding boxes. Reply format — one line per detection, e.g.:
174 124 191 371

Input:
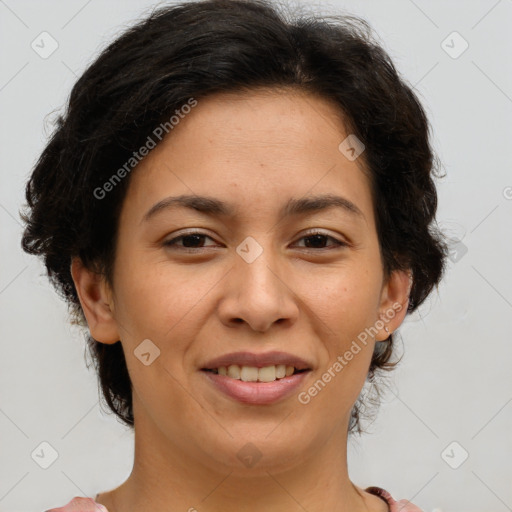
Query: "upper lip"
201 351 312 371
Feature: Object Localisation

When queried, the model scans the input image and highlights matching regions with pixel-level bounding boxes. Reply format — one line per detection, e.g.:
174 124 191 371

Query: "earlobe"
70 257 120 344
376 269 412 341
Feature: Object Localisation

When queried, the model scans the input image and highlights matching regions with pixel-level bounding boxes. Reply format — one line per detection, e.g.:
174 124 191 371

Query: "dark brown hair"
20 0 448 434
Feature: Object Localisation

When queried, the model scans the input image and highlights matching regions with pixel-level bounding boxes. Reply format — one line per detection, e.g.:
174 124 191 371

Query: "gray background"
1 0 511 510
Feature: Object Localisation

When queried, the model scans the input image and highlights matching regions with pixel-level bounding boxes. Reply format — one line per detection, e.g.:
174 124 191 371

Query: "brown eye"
163 232 217 250
294 232 347 250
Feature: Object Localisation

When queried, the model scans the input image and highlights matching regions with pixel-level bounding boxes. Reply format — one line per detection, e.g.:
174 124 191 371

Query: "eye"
293 231 348 250
163 231 218 251
162 230 348 252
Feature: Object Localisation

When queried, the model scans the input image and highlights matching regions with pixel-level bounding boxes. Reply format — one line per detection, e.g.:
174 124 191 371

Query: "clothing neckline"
95 488 392 511
365 486 393 511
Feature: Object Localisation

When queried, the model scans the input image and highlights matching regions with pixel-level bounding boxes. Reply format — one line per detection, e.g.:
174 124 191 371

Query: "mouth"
201 365 309 383
199 351 313 405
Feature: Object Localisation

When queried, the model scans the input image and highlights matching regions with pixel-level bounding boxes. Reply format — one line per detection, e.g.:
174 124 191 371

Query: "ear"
70 257 120 344
375 269 412 341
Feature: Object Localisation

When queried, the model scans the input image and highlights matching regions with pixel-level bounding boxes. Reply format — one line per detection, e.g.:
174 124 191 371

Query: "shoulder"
365 486 424 512
45 496 109 512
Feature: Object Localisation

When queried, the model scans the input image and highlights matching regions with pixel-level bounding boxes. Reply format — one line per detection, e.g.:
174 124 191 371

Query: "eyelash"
162 230 348 252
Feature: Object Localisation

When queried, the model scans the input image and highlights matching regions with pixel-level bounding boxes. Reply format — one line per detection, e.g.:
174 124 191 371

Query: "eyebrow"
141 193 365 224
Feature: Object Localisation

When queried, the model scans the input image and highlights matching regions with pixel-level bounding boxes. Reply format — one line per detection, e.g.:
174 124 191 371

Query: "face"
72 87 410 476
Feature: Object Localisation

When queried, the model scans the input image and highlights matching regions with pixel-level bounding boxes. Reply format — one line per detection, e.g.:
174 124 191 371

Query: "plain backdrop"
1 1 511 511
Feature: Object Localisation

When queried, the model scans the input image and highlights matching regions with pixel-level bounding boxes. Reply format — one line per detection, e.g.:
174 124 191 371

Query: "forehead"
120 88 374 227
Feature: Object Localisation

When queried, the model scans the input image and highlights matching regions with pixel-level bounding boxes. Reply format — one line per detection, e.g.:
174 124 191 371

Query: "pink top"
44 486 423 511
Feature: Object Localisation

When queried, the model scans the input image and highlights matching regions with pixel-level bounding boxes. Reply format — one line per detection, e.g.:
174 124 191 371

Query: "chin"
198 434 315 476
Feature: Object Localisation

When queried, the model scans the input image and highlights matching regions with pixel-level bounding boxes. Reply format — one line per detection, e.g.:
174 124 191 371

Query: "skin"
71 87 411 512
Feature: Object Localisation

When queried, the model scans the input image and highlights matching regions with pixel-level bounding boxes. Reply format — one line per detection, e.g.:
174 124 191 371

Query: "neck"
98 403 376 512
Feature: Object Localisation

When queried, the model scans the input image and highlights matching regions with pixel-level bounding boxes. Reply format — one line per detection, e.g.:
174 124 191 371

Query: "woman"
21 0 448 510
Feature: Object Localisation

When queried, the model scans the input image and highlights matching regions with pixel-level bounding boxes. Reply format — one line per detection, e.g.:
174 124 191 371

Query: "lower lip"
202 370 310 405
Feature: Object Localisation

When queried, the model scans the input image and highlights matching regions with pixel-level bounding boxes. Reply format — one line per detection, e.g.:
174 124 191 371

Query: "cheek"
112 249 202 333
304 264 381 337
111 256 227 380
298 263 380 400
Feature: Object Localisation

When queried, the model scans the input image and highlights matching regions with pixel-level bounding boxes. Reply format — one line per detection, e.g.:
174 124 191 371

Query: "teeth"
257 365 275 382
275 364 286 379
214 364 298 382
240 366 259 382
227 365 241 379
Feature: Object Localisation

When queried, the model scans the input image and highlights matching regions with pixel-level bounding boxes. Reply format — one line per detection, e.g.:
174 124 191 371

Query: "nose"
218 245 299 333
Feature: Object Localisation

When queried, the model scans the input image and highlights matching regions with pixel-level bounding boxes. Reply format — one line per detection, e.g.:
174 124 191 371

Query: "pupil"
305 235 326 248
182 234 203 247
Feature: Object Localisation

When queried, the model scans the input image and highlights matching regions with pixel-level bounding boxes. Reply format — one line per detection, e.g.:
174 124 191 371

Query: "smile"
203 364 308 382
201 366 311 405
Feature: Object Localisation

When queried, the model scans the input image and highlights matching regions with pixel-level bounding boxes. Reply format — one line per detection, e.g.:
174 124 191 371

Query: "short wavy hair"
20 0 448 434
